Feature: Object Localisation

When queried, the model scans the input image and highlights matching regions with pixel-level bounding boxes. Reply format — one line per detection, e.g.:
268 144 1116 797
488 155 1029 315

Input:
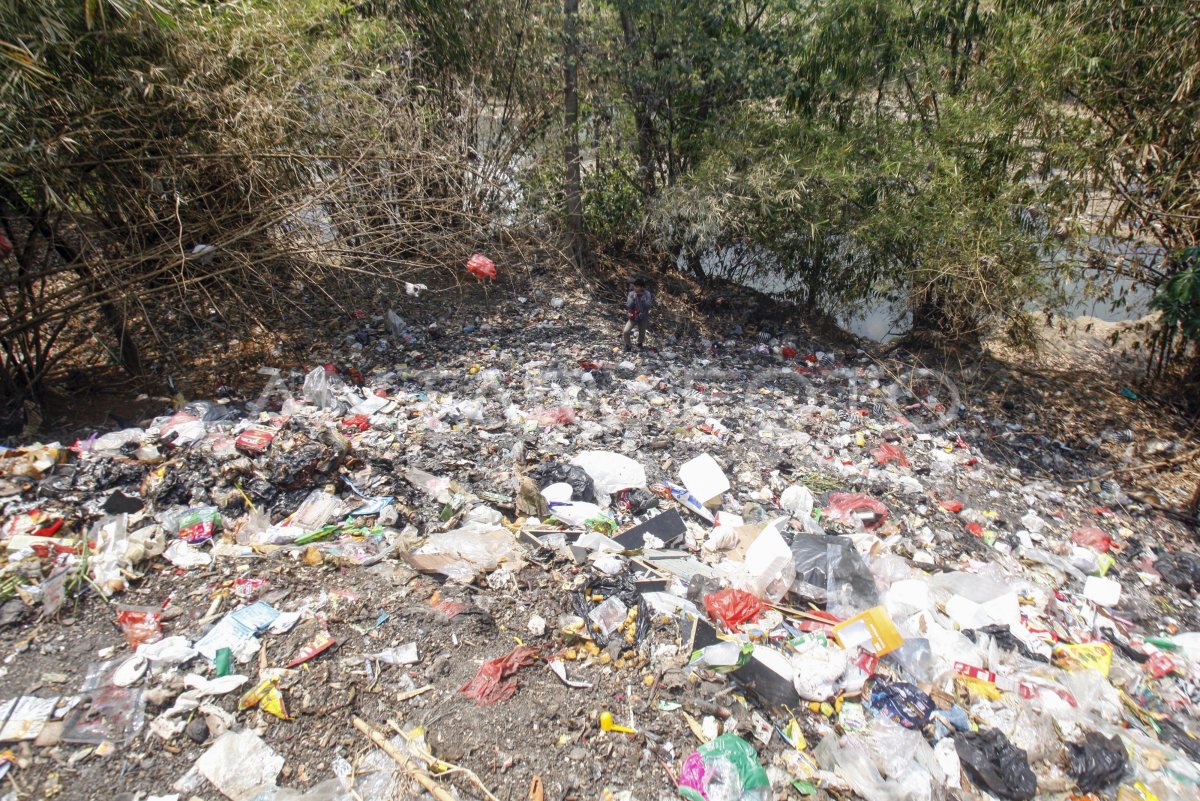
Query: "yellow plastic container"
831 606 904 656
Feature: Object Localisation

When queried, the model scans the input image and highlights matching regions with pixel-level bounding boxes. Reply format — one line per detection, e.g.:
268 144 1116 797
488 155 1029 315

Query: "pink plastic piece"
533 406 576 426
678 751 708 797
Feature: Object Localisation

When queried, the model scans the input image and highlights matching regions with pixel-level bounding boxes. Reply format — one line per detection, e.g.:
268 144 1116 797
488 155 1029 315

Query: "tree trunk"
619 6 657 196
563 0 586 270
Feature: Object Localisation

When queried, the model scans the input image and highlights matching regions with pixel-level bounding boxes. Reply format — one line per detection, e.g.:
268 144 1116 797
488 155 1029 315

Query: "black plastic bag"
825 537 879 614
962 624 1049 663
530 461 596 503
1101 628 1150 664
181 400 241 423
954 729 1037 801
791 534 830 587
570 573 649 647
789 534 879 613
622 488 661 515
1154 550 1200 593
1067 731 1127 793
103 490 145 514
1157 718 1200 762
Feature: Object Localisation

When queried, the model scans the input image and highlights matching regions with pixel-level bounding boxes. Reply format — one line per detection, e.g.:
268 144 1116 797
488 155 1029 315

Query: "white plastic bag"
90 514 130 595
780 484 815 518
548 500 613 530
814 719 937 801
291 489 343 532
92 428 145 453
705 512 743 552
302 366 334 409
410 526 520 583
196 729 285 801
164 539 213 569
405 467 452 503
570 451 647 503
138 635 198 665
456 399 485 423
184 674 250 696
791 640 851 701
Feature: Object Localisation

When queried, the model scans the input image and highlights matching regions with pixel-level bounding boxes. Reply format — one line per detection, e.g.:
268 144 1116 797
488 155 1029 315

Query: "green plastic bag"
678 734 770 801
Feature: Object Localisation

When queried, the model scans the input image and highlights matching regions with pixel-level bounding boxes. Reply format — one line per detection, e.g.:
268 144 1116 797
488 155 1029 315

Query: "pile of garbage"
1 285 1199 801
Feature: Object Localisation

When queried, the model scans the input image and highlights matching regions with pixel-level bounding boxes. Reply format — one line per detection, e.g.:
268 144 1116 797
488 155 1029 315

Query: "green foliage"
1013 0 1200 369
0 0 556 425
600 0 1068 341
1021 0 1199 249
4 0 1198 408
583 164 644 248
1151 250 1200 343
590 0 792 194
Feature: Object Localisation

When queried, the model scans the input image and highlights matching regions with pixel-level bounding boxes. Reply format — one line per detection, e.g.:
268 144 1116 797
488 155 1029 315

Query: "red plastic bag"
1145 650 1175 678
781 346 798 359
466 253 497 280
115 605 163 648
824 493 889 530
704 588 765 633
938 499 964 514
870 442 909 467
460 645 540 705
1072 526 1114 552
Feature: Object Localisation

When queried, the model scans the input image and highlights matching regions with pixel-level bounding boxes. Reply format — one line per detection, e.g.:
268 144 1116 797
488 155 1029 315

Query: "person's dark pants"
622 317 647 349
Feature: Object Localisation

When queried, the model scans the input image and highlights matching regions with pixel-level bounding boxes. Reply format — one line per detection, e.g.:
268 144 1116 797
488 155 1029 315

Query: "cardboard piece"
642 550 718 581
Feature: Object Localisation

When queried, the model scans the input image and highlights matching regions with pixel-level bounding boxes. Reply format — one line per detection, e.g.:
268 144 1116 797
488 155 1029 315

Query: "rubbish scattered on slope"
2 276 1199 801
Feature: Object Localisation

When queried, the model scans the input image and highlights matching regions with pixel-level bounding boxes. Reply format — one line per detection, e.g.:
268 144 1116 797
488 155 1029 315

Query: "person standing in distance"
622 278 653 352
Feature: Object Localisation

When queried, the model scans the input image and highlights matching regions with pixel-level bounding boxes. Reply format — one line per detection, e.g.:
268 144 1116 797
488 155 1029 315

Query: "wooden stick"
352 716 456 801
385 718 501 801
766 599 838 625
396 685 434 702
